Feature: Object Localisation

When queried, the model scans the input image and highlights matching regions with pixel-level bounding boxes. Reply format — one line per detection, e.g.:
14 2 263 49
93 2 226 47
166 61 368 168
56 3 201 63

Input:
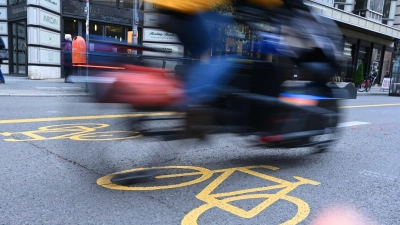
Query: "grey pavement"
0 75 390 97
0 75 92 97
356 84 390 96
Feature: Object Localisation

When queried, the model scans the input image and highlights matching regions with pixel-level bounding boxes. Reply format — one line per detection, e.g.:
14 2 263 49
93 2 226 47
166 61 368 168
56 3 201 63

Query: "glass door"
11 20 27 75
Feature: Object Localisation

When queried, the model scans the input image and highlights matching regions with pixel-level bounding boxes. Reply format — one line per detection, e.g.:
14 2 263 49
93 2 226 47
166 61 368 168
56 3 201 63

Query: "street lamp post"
132 0 138 54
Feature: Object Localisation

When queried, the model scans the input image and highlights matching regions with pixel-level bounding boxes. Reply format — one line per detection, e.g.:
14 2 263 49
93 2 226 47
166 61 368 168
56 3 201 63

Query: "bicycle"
357 75 377 92
97 165 320 225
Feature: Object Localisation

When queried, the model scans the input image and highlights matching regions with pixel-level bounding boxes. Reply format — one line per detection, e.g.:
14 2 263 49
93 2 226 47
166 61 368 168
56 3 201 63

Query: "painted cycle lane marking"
97 165 320 225
0 123 140 141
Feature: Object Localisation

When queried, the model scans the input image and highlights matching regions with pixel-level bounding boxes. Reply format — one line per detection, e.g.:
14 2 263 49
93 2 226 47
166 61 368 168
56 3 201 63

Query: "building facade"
306 0 400 85
0 0 183 79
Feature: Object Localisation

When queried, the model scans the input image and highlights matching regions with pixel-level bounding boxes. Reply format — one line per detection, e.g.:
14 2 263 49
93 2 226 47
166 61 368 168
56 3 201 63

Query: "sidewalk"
356 84 390 96
0 75 92 97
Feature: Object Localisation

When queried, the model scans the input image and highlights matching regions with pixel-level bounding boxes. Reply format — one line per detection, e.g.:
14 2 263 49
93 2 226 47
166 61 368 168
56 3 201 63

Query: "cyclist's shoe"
111 170 157 185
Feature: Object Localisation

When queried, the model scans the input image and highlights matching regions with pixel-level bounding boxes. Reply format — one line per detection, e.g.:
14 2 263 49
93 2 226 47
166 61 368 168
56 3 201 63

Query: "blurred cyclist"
145 0 340 105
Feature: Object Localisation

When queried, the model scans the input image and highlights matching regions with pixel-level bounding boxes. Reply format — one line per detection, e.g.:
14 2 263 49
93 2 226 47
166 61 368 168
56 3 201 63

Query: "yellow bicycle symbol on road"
97 165 320 225
0 123 141 142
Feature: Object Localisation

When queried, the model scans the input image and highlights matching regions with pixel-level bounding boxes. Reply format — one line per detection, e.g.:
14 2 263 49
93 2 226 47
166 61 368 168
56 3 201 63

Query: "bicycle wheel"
357 83 365 92
365 82 372 92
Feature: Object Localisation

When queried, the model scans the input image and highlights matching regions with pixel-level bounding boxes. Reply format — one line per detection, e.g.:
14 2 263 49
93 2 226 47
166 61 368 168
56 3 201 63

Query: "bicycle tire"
357 83 365 92
365 82 372 92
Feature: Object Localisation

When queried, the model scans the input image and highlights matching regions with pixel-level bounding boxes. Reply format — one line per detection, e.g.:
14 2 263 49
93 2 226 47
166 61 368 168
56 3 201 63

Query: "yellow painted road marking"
0 123 141 141
98 165 319 225
0 112 181 124
340 103 400 108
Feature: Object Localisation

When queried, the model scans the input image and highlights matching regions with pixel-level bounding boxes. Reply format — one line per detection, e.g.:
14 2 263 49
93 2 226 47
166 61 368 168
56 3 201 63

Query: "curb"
357 92 389 96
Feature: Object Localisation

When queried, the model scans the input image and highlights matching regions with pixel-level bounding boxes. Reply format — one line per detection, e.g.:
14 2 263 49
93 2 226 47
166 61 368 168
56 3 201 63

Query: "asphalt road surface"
0 95 399 225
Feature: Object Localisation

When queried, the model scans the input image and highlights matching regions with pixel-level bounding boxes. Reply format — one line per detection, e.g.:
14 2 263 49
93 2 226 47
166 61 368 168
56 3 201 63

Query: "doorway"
10 20 27 75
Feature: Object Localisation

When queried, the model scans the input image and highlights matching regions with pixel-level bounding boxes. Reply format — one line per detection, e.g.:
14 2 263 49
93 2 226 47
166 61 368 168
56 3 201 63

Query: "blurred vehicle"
71 0 352 153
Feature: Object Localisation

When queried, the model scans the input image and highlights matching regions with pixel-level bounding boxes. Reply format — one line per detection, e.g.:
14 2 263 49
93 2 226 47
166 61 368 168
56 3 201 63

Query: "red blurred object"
97 65 185 107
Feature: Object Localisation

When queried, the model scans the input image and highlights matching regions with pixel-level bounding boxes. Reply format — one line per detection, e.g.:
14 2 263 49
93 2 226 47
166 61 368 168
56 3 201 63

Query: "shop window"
340 42 353 82
390 57 400 95
381 51 392 83
106 25 124 42
64 19 79 40
82 23 103 38
370 48 381 78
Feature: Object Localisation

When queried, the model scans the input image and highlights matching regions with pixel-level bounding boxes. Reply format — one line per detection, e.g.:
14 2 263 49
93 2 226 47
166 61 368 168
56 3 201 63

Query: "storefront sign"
0 22 7 35
144 13 159 27
0 7 7 20
62 0 133 25
143 29 180 43
40 0 60 13
381 78 391 90
142 43 184 57
39 9 60 30
8 3 27 20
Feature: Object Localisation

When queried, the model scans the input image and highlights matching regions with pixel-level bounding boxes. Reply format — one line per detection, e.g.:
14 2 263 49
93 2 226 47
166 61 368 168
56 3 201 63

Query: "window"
354 0 368 10
369 0 384 14
64 19 79 40
106 25 124 42
82 23 103 39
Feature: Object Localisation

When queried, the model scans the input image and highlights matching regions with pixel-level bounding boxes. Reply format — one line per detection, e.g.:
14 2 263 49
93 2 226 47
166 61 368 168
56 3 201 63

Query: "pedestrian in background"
62 34 73 83
384 71 390 78
0 36 6 84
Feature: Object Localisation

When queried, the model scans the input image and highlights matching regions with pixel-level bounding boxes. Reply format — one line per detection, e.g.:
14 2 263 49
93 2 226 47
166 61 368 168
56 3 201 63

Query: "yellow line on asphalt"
0 112 181 124
340 103 400 108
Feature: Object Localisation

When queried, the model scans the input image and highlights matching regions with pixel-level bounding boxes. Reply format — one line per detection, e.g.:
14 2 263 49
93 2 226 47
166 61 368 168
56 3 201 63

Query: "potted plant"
353 63 364 87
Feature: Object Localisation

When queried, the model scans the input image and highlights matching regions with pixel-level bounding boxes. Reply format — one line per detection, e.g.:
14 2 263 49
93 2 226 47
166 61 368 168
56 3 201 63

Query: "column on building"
27 0 61 79
344 0 353 12
0 0 8 74
394 0 400 29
